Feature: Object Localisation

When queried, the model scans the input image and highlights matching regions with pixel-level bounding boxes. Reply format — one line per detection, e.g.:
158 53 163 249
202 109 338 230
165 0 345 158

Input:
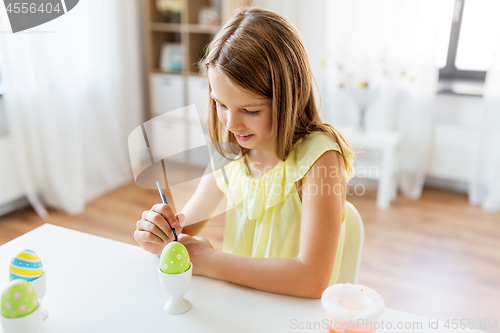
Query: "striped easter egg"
9 249 44 282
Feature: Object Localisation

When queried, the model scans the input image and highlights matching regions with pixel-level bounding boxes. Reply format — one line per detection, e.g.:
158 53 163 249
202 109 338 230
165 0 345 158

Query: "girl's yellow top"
213 132 355 286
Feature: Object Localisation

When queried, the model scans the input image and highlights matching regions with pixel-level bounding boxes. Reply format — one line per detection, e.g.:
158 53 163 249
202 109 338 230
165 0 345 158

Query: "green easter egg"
160 241 191 274
1 280 39 319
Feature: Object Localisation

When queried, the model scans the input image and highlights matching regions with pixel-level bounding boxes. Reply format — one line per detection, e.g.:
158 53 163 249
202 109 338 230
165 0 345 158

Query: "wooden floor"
1 176 499 332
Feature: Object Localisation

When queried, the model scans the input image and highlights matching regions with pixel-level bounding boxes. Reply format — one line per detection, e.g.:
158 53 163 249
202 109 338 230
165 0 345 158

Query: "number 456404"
6 2 62 14
444 319 498 330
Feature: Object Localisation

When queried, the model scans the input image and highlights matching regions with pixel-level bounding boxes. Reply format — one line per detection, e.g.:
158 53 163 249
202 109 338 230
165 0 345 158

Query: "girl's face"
208 67 273 152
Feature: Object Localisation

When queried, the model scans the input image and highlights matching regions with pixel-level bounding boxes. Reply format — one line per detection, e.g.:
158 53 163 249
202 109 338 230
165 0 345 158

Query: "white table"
0 224 484 332
339 126 400 210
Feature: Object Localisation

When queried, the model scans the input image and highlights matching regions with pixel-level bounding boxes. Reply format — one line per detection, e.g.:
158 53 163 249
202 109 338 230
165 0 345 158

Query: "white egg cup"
0 301 43 333
8 270 48 321
29 271 48 320
158 264 193 315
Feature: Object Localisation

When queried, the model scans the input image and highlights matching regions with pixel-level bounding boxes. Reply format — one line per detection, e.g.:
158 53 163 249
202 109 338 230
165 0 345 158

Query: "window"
436 0 500 95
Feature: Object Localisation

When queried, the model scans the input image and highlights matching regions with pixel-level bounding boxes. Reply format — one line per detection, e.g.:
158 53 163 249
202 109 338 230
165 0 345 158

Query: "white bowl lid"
321 283 385 323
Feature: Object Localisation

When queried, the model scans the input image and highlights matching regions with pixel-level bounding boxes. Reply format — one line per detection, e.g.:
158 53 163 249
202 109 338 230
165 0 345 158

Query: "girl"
134 7 354 299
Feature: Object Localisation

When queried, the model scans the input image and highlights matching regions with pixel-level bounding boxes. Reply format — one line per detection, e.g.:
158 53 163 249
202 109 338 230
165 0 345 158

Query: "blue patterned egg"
9 249 44 282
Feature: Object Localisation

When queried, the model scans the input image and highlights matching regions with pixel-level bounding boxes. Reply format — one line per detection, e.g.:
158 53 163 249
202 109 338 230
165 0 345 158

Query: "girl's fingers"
136 219 171 243
171 213 185 237
134 229 163 244
175 213 186 228
152 203 179 228
177 233 193 244
177 233 190 240
142 210 174 240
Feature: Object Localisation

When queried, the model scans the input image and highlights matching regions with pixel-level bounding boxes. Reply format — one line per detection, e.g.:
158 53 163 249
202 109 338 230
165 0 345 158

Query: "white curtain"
0 0 144 217
252 0 326 114
254 0 441 199
469 44 500 212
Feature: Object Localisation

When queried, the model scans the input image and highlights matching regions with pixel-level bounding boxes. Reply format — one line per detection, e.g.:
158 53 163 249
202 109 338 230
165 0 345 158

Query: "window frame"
439 0 486 82
438 0 486 96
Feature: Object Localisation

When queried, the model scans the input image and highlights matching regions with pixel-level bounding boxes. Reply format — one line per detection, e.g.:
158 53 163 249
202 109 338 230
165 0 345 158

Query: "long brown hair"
201 7 354 174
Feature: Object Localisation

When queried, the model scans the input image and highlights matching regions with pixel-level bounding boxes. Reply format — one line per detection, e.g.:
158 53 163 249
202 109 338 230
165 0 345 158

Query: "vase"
156 0 182 23
358 106 367 133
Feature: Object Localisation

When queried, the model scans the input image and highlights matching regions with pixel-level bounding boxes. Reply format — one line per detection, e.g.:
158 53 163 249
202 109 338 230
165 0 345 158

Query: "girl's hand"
134 204 186 256
177 233 215 276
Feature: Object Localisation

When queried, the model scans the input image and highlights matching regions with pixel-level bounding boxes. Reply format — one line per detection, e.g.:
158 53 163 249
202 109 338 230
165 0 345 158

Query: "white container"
28 272 48 320
28 272 46 300
143 109 188 164
150 73 185 117
158 264 193 315
0 301 43 333
321 283 385 332
8 271 48 320
187 75 209 123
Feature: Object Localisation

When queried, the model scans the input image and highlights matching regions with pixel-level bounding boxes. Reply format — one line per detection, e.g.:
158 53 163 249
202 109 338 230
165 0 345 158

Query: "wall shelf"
149 23 183 32
141 0 252 166
142 0 252 105
149 23 221 34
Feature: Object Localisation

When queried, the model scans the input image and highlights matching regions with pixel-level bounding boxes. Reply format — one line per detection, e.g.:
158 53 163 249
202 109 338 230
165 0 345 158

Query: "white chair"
336 201 364 284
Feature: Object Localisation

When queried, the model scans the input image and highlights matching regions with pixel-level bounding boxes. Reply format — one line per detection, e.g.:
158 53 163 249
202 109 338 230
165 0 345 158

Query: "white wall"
433 94 483 129
426 93 483 191
0 97 7 136
0 90 485 216
0 98 27 215
328 91 483 193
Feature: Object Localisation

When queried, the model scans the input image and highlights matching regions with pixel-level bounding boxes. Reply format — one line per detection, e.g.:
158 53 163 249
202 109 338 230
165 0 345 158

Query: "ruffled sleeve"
213 132 354 220
290 132 355 183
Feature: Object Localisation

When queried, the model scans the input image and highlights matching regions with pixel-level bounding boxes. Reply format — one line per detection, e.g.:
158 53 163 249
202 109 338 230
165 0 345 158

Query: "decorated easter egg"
160 242 191 274
9 249 44 282
1 280 39 319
